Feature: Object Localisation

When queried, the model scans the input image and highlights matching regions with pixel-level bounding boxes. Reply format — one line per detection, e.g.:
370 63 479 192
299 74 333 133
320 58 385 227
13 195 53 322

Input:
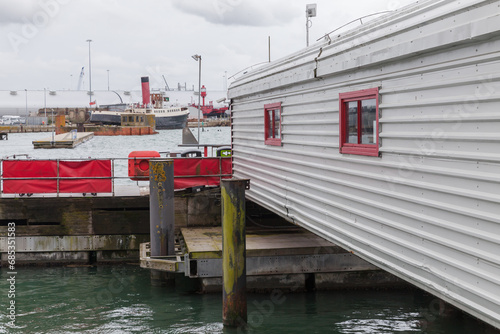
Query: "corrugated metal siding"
229 0 500 329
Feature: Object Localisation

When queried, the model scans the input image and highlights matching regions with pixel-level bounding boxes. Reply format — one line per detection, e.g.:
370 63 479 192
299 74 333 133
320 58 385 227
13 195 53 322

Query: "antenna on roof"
306 4 317 47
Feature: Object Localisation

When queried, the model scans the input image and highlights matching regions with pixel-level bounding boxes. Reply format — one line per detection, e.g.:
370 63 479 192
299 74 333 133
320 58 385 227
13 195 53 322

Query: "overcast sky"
0 0 416 92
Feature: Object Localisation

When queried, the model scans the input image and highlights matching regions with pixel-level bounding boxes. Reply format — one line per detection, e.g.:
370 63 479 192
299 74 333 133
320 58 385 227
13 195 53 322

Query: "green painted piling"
149 159 175 257
221 179 249 327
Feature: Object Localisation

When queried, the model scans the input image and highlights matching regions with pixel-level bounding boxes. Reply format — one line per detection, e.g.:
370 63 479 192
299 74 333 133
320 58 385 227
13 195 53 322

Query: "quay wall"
0 188 222 265
187 119 230 128
58 125 157 136
0 125 53 133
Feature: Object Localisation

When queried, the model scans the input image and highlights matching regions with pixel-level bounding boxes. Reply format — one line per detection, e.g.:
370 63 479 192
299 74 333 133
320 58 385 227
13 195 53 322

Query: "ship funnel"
141 77 151 106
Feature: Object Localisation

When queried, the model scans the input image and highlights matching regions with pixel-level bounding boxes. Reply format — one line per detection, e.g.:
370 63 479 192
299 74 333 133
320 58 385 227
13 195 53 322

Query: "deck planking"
182 226 345 259
33 132 94 148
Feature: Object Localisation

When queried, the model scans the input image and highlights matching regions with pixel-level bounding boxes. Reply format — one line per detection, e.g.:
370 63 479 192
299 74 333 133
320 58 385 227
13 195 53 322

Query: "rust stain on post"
151 162 167 182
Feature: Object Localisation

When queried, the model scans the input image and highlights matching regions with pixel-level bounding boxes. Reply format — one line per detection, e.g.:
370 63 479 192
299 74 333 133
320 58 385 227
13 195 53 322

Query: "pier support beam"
149 159 175 257
221 179 250 328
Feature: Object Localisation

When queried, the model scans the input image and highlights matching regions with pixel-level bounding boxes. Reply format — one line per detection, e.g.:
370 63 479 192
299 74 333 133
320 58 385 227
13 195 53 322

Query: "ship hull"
90 111 188 130
89 112 121 125
188 104 229 118
155 113 189 130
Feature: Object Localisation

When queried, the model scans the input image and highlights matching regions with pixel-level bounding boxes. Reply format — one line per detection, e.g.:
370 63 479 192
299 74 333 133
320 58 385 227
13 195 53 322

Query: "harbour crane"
77 67 84 90
162 75 170 91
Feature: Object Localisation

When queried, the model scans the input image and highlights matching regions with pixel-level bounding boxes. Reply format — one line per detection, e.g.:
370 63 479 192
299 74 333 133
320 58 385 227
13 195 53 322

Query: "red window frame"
339 88 379 156
264 102 282 146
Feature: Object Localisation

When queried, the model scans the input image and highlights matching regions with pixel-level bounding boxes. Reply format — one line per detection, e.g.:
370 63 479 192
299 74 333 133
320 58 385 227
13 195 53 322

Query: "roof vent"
10 91 17 96
124 91 131 96
49 91 56 95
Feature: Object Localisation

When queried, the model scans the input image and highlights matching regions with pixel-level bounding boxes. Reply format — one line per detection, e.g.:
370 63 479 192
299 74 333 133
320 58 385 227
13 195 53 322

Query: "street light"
44 88 47 118
192 54 202 143
107 69 110 91
306 4 317 47
86 39 92 106
223 70 227 91
25 89 28 117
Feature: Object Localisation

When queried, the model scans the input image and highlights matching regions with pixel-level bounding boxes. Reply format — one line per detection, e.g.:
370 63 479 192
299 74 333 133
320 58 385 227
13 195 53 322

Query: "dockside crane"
162 75 170 91
77 67 84 90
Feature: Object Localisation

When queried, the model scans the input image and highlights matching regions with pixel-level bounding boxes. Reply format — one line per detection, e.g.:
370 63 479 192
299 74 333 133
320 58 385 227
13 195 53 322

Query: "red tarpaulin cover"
59 160 112 193
2 160 57 193
172 158 232 189
2 158 230 194
2 160 112 194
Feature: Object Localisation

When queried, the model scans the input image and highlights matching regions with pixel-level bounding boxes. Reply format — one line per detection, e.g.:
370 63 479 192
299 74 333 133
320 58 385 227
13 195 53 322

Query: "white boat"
90 104 189 129
1 115 24 125
90 77 189 130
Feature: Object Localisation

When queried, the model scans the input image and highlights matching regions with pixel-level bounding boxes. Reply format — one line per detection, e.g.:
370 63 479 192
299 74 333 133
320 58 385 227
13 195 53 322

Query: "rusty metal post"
221 178 249 327
149 159 175 257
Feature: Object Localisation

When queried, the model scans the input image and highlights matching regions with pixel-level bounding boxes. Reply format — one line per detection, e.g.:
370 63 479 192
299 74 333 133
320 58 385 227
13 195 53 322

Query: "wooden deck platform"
140 226 393 291
32 132 94 148
182 227 345 259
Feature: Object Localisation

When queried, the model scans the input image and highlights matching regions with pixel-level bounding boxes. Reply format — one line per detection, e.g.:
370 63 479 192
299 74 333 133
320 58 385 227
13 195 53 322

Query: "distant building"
0 89 228 120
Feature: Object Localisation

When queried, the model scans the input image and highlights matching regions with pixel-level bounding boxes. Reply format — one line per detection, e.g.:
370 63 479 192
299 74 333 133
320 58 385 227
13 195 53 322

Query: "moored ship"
188 85 229 118
90 77 189 130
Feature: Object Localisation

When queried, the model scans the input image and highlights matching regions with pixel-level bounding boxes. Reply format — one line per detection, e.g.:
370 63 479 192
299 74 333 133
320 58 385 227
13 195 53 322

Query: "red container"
128 151 160 181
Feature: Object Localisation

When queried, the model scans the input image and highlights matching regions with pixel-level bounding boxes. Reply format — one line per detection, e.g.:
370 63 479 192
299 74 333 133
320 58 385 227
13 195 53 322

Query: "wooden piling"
149 159 175 257
221 178 249 327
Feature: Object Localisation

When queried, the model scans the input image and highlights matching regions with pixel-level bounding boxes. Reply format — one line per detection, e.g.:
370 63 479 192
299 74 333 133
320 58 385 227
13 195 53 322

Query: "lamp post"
306 4 317 47
24 89 28 117
107 69 110 91
44 88 47 118
51 108 55 142
223 71 227 91
192 54 202 143
86 39 92 106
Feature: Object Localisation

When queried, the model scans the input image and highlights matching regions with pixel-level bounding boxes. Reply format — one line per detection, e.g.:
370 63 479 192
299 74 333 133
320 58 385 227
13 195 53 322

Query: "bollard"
221 178 250 327
149 159 175 257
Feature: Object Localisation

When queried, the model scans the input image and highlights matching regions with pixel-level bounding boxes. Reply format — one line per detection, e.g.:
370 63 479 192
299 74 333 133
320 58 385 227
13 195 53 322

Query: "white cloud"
0 0 39 25
0 0 419 92
172 0 298 27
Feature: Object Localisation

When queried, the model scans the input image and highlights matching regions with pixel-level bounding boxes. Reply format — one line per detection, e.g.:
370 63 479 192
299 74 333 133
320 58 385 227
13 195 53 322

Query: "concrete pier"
0 125 54 133
0 187 224 266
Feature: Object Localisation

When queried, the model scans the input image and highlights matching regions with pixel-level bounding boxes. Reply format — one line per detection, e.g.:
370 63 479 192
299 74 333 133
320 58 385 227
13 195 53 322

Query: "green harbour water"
0 265 498 334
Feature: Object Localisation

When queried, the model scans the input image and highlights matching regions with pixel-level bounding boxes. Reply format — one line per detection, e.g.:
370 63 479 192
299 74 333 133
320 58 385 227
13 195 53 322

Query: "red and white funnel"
141 76 151 106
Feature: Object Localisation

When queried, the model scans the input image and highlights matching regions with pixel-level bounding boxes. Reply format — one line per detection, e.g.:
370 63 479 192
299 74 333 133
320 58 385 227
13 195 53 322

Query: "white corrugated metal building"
228 0 500 329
